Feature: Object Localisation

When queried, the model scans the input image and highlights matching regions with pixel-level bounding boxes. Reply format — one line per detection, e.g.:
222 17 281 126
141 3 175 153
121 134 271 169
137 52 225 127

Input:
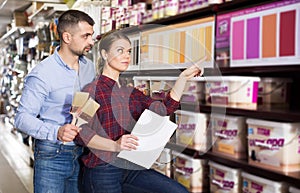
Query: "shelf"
0 27 19 42
166 142 200 158
167 142 300 188
123 65 300 78
203 151 300 188
212 0 277 14
200 105 300 122
147 0 277 25
148 6 213 25
28 3 69 22
207 65 300 76
178 103 300 122
0 27 34 44
121 69 182 77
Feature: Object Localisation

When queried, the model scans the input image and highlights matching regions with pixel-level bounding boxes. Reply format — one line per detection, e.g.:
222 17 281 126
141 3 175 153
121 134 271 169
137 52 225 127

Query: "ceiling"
0 0 65 37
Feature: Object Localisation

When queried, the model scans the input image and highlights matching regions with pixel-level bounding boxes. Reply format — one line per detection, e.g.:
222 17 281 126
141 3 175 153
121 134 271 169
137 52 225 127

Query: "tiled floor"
0 117 33 193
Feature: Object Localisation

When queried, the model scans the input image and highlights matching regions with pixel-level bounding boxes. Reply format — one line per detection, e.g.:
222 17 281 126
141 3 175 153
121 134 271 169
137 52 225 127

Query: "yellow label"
179 135 193 145
177 175 190 188
218 143 235 155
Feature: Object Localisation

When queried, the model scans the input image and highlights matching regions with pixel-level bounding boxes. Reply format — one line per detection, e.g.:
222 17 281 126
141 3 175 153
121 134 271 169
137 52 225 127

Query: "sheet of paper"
117 109 178 169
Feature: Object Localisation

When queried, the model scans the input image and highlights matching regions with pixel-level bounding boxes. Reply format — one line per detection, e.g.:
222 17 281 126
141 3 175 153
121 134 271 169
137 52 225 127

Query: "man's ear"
62 32 71 43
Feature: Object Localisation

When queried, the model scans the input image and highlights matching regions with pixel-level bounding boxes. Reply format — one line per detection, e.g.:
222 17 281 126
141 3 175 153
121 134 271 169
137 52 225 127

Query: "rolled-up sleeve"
134 89 180 116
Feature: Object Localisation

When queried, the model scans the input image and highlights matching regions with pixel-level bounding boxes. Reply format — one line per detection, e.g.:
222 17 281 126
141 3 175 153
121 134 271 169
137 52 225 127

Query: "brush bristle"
80 98 100 117
71 92 90 112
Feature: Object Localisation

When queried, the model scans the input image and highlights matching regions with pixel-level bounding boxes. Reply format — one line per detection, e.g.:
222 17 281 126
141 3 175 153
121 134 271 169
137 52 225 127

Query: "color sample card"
216 0 300 67
140 16 215 70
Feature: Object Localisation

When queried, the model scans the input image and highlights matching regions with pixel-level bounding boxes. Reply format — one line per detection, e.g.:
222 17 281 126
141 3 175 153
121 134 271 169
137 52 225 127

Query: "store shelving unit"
27 3 69 22
0 0 299 189
121 0 300 189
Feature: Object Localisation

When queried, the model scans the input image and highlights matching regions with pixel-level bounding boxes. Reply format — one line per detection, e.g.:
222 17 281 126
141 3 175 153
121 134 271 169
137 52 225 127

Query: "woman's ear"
101 49 107 60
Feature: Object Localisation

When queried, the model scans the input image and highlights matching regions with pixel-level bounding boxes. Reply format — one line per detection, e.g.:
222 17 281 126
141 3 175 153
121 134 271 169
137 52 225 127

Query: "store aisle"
0 117 33 193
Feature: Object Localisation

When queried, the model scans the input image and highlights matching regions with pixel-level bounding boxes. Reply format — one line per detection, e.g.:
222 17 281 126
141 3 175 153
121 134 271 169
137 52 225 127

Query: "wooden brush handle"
71 117 77 125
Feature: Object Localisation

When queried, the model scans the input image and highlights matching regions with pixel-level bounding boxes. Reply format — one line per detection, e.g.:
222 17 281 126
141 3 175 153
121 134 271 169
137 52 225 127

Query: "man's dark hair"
57 9 95 39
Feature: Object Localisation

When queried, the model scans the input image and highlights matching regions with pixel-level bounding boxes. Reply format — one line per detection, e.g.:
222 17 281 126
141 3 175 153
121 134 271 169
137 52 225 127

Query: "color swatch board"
140 17 215 70
215 0 300 67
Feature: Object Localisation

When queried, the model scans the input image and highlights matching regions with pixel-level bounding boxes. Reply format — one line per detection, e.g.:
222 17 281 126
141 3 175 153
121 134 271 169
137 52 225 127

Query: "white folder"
117 109 178 169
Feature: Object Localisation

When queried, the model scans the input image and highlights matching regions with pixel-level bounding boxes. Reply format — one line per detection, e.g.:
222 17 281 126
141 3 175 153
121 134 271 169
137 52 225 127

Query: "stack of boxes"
130 1 300 188
133 74 299 192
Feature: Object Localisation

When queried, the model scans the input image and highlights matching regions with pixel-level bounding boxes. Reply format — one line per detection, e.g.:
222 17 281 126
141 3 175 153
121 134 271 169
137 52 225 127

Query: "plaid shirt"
76 75 180 168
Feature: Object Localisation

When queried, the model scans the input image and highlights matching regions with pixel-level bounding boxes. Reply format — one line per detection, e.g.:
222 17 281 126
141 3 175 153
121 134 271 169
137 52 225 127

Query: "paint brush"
74 97 100 127
63 93 99 144
70 92 90 125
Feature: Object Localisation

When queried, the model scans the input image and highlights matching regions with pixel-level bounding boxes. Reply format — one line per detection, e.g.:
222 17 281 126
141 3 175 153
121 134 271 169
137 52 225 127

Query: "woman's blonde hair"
97 30 131 74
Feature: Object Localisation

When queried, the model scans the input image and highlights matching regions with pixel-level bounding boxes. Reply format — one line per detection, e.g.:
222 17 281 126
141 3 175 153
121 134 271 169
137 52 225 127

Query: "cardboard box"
14 11 29 27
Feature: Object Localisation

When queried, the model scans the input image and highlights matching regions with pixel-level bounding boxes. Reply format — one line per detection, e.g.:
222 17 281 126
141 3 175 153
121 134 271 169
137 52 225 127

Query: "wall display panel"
126 33 141 71
215 0 300 67
140 17 215 70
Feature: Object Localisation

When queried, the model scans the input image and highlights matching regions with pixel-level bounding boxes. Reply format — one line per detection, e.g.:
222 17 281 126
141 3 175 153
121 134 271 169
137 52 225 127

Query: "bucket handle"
247 131 300 148
173 164 203 175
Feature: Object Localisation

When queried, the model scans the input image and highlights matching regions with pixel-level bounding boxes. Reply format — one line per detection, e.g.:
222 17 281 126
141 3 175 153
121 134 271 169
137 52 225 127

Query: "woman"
76 30 204 193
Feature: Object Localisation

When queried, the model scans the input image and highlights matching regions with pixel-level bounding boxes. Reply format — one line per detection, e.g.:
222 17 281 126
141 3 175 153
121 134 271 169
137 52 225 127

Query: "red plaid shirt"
76 75 180 168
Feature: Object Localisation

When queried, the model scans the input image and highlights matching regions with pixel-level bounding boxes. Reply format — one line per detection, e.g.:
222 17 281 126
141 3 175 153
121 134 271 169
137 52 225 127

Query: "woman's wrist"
113 141 121 152
178 72 188 80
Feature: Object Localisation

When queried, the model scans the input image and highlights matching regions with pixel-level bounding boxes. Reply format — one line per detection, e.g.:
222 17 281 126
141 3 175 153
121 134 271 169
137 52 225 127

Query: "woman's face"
106 38 131 72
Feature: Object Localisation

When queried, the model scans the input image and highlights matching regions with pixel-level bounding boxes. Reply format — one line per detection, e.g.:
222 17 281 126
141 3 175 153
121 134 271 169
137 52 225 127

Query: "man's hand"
57 124 81 142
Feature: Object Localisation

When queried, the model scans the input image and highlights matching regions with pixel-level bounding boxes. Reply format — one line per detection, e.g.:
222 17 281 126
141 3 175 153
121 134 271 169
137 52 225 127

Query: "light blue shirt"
14 47 96 143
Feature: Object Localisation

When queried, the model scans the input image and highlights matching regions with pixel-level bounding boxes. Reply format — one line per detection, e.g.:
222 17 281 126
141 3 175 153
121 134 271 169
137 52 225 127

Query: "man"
14 10 96 193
